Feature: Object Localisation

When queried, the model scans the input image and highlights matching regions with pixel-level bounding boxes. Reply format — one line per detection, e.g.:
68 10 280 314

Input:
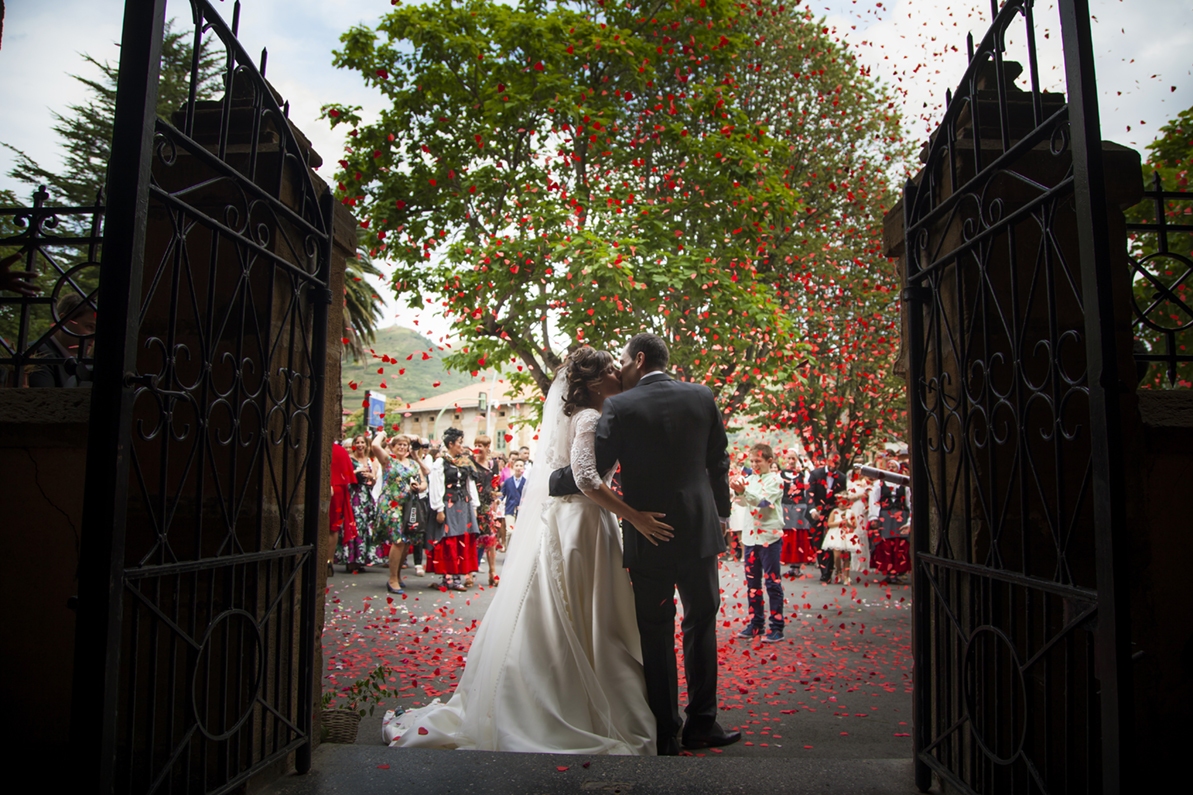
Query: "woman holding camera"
372 432 428 594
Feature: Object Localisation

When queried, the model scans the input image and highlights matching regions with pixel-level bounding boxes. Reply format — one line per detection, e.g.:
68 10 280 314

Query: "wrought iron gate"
71 1 332 792
902 1 1130 793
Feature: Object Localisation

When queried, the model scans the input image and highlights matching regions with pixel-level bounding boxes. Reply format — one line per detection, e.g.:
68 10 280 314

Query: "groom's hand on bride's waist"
549 466 582 497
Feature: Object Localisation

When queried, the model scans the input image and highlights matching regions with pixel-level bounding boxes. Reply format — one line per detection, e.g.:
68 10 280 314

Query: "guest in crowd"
868 458 911 583
820 469 868 585
807 455 846 584
427 428 480 591
328 439 358 578
0 250 37 296
518 445 533 480
500 458 527 544
731 443 786 643
778 452 815 578
725 455 752 561
346 435 379 572
490 453 508 549
407 437 435 576
470 434 502 586
28 292 96 387
372 432 427 594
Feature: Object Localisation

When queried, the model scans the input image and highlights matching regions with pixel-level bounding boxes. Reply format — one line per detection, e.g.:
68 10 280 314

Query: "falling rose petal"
556 766 570 772
376 764 390 769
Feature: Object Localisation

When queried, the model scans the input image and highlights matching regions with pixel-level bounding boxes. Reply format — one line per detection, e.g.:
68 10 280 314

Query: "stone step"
262 744 928 795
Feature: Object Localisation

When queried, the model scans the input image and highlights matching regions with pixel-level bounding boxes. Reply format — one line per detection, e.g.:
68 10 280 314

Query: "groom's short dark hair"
626 333 668 371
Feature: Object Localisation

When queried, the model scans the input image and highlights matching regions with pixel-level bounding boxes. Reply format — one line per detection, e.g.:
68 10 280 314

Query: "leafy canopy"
326 0 910 460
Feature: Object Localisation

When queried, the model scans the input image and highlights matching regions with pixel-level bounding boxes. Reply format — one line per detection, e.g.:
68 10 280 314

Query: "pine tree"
3 20 222 208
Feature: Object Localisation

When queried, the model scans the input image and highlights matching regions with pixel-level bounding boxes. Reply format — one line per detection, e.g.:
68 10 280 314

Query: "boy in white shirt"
730 443 786 643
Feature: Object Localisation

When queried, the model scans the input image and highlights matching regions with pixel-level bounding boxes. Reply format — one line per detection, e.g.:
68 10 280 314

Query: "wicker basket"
322 708 362 744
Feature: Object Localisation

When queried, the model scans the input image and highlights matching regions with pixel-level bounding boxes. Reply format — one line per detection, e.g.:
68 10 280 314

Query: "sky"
2 0 1190 344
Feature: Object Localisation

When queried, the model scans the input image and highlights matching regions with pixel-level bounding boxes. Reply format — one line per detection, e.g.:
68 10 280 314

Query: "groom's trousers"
629 554 721 742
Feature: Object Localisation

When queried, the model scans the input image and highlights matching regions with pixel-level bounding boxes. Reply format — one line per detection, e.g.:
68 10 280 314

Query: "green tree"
325 0 908 433
1125 104 1193 389
326 0 792 397
1 21 222 383
731 7 910 465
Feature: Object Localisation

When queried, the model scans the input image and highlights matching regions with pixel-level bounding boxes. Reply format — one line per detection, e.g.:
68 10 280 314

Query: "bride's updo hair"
561 346 615 417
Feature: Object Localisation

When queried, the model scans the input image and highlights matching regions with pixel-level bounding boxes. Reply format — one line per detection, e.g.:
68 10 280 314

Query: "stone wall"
0 389 90 752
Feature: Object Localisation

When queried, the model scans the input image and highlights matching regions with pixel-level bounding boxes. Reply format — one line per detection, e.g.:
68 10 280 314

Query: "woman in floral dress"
372 433 427 594
347 435 380 572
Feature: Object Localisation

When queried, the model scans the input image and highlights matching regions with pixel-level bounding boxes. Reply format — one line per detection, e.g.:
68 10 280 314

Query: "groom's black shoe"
658 735 681 756
681 722 741 750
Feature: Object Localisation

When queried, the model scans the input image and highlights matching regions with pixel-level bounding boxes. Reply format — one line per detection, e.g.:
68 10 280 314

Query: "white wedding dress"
382 378 656 755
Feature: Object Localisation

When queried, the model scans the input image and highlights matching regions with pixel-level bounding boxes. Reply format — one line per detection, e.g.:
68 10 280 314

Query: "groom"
552 333 740 755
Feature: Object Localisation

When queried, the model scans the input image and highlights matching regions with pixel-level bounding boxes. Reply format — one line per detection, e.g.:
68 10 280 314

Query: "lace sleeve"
570 409 603 492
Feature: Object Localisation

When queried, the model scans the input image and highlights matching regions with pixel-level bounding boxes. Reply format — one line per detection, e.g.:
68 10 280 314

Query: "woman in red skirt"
867 459 911 582
427 427 480 591
779 454 816 577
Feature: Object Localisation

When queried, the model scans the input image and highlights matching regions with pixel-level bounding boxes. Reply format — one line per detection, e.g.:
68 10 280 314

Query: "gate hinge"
311 288 334 306
901 287 932 303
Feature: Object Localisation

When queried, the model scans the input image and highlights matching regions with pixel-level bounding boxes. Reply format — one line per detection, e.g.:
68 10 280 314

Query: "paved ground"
266 552 925 794
318 550 915 761
266 745 924 795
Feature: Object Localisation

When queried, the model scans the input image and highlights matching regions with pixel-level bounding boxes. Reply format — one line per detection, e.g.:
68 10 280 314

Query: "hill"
339 325 478 408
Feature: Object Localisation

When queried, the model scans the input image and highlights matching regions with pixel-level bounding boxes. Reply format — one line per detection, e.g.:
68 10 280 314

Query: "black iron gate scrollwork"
72 1 332 792
902 1 1130 793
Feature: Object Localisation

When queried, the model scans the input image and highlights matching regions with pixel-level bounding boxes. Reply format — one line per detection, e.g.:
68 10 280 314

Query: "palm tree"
342 247 385 362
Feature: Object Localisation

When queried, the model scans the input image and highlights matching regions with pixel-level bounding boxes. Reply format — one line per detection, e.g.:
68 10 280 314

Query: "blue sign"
366 391 387 429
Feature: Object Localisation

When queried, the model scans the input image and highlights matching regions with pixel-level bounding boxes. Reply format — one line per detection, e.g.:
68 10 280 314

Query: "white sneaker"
415 565 425 577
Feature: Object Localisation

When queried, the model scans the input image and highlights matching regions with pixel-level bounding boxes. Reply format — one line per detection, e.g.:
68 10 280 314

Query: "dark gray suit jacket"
592 373 731 569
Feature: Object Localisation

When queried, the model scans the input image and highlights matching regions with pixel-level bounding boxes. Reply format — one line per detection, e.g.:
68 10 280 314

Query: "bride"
382 347 674 755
